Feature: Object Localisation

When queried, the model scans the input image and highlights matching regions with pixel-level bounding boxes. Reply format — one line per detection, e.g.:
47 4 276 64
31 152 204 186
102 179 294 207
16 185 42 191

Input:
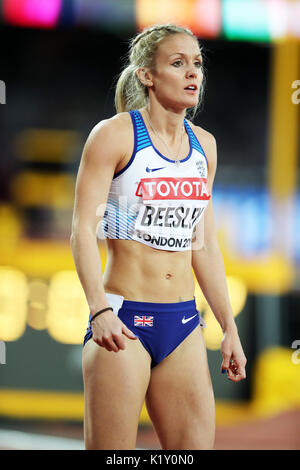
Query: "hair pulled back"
114 24 205 120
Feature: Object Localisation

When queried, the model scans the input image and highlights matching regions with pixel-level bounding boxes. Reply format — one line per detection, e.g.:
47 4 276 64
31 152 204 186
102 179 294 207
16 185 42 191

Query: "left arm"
192 130 247 382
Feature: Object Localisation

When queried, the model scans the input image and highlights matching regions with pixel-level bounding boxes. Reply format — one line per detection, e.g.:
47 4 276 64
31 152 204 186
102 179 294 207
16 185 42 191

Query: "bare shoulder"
86 112 132 149
80 112 133 173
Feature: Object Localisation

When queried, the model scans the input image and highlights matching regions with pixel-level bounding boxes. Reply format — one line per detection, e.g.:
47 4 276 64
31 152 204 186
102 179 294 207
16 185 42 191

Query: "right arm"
70 116 137 352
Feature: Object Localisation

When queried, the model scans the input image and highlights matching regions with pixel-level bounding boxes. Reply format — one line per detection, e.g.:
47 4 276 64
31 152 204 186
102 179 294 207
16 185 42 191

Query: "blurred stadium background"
0 0 299 450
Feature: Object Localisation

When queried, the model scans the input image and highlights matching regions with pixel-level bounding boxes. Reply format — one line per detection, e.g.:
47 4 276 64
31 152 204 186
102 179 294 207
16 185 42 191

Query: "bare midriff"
102 238 195 303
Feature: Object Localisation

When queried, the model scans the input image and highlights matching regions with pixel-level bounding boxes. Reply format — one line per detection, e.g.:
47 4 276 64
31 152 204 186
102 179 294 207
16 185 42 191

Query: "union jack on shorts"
134 315 154 327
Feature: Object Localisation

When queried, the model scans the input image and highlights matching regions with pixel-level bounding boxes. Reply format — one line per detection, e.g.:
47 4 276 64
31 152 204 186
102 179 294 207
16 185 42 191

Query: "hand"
220 328 247 382
91 310 137 352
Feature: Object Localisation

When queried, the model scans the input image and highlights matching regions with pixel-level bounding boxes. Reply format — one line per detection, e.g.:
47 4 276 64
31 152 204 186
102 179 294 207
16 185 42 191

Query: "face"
146 33 203 111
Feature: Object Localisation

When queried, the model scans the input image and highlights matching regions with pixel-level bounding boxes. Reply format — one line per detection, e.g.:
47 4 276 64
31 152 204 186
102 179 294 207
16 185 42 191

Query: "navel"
165 273 172 280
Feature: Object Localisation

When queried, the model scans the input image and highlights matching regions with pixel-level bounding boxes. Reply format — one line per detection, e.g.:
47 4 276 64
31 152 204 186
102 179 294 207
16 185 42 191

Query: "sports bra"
99 109 211 251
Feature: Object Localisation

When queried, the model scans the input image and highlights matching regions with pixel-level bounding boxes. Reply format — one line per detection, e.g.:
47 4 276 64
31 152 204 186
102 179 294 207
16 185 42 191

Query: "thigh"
82 336 151 450
145 325 215 450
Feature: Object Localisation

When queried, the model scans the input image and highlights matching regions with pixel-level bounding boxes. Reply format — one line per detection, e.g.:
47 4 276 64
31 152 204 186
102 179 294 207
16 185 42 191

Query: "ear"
136 67 153 88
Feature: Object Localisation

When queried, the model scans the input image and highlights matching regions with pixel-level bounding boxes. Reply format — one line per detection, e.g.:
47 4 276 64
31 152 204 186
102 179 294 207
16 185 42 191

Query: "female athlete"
70 23 247 450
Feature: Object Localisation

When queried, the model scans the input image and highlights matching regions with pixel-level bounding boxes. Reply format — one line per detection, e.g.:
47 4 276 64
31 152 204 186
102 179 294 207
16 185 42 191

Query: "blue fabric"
83 297 206 368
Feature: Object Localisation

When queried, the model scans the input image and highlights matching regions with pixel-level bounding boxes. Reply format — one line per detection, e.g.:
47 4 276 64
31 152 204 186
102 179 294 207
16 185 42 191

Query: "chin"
181 95 199 107
187 100 198 108
181 99 199 110
165 96 199 111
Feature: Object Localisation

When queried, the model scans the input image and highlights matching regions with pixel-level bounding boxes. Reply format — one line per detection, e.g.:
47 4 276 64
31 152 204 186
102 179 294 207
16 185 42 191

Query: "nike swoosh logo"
146 166 166 173
182 314 198 324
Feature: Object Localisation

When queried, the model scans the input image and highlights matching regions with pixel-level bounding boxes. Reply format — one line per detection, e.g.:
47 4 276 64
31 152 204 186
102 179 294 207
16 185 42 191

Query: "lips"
184 84 198 91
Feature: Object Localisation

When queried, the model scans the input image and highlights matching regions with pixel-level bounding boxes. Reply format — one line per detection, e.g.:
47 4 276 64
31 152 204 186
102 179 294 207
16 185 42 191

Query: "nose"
186 66 198 79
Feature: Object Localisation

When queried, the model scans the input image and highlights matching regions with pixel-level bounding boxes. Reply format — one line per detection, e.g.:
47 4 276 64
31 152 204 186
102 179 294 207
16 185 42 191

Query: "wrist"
221 319 237 334
90 307 113 324
90 302 111 316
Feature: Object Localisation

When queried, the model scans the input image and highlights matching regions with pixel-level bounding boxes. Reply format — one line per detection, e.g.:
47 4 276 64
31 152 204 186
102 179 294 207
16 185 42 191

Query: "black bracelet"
90 307 113 324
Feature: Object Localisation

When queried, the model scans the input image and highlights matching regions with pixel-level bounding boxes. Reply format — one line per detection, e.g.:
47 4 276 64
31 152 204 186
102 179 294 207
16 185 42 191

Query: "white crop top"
99 109 211 251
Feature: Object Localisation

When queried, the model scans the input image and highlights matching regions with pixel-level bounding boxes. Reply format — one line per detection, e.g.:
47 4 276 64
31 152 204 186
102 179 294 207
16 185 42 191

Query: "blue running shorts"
83 297 206 368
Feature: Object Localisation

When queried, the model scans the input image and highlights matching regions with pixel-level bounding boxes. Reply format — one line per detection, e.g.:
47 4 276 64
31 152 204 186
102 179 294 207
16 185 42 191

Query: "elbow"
70 226 95 245
70 232 75 245
204 240 220 255
70 217 78 243
193 239 220 257
70 224 78 243
70 231 78 250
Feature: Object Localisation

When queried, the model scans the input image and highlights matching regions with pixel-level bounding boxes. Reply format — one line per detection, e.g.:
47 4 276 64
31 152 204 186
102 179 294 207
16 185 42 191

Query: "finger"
227 365 246 381
231 359 246 377
236 366 246 379
227 375 240 382
93 337 104 348
122 325 138 340
221 364 230 375
221 359 230 374
227 373 245 382
94 336 113 351
112 333 126 350
229 364 239 376
102 335 119 352
221 352 231 370
235 366 246 378
221 366 229 375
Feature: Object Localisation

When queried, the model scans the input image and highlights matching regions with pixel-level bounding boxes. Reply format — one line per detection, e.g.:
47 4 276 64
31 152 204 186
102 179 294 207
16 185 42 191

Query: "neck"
145 103 185 142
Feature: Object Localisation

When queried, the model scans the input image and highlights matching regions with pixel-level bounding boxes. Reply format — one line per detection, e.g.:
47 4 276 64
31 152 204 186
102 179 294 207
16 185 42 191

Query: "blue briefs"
83 297 206 368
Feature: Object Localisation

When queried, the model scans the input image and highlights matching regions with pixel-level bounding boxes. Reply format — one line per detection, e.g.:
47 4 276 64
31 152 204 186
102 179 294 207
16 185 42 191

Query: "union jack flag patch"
134 315 154 327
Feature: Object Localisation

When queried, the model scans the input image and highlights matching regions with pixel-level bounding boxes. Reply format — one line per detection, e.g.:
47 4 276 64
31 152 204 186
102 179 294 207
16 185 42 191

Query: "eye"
195 61 202 68
172 60 183 67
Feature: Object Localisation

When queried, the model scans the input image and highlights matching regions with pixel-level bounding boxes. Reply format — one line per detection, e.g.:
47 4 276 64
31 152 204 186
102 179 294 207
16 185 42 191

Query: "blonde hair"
114 24 205 120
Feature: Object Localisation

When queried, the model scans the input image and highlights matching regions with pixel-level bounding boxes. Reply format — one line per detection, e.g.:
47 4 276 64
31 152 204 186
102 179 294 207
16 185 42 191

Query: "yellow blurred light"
269 40 299 199
226 276 248 315
194 275 247 350
252 346 300 417
0 389 84 421
13 129 82 162
0 239 76 278
47 270 89 344
136 0 195 30
0 204 23 246
10 171 75 208
27 280 48 330
0 267 28 341
202 310 224 350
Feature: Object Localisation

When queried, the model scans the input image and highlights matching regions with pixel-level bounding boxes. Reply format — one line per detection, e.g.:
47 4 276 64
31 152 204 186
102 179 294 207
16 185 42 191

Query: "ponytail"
114 64 148 113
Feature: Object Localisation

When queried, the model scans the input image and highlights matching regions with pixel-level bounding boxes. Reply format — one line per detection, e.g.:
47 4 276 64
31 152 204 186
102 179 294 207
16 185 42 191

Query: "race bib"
132 176 211 251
